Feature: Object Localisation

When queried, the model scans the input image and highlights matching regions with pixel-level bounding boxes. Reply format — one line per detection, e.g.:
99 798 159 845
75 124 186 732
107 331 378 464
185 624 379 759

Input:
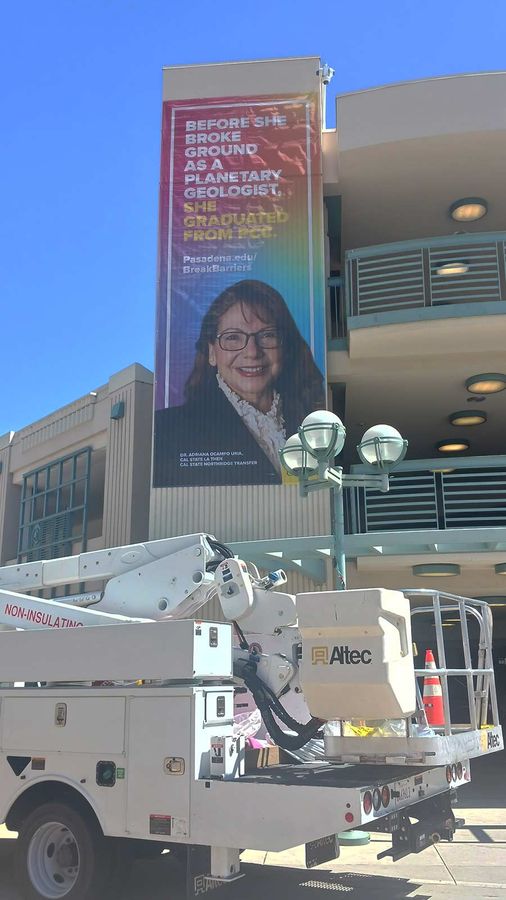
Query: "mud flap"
305 834 340 868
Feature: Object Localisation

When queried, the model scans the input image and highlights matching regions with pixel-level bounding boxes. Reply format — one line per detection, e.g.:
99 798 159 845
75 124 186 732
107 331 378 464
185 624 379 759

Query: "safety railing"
347 459 506 535
408 589 499 736
345 232 506 320
324 589 503 765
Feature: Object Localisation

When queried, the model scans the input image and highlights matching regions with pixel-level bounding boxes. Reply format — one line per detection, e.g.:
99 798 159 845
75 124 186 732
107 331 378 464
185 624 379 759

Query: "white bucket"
296 588 416 721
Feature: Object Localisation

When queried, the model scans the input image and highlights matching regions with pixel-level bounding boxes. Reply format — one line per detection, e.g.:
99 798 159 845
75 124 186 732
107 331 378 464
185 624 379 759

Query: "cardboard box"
245 745 291 772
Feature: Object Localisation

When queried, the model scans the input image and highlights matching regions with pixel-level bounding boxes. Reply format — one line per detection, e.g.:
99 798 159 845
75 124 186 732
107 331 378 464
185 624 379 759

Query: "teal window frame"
18 448 91 563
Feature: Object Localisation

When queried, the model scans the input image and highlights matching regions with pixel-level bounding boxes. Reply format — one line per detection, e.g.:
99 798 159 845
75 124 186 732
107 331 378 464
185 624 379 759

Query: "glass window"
58 484 71 512
75 453 88 480
24 475 35 499
73 479 86 508
61 458 73 484
72 511 84 538
45 490 58 517
18 449 91 563
35 469 47 493
33 495 44 520
47 463 59 489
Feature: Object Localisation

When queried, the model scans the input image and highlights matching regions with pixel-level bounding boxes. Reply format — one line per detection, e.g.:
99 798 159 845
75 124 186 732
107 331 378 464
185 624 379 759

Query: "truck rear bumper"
188 760 470 851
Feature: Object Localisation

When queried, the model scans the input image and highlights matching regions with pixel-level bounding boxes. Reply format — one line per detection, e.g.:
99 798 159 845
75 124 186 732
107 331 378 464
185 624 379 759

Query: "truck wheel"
15 802 108 900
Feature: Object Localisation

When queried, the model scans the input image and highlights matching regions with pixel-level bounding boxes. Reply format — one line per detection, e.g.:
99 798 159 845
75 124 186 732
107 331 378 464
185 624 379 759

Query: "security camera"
317 64 335 86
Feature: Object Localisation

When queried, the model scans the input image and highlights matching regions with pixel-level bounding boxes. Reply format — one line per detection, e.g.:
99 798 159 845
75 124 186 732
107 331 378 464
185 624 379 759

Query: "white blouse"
216 374 286 473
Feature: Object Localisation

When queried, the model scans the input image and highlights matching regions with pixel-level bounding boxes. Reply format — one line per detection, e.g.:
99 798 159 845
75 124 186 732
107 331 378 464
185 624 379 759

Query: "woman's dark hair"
185 279 324 429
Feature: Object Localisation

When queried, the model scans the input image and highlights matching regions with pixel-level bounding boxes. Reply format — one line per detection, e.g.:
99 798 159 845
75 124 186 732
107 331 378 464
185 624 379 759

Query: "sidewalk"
239 751 506 898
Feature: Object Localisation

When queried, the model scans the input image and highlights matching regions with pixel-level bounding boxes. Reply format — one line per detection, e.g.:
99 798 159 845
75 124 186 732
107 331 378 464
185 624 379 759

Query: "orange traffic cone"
423 649 445 726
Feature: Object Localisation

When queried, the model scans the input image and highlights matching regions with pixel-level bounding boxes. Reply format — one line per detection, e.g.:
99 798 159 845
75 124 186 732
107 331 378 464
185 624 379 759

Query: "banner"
153 92 326 487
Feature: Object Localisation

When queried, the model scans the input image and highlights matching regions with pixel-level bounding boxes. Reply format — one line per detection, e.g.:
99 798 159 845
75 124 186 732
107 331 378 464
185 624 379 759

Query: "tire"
14 801 110 900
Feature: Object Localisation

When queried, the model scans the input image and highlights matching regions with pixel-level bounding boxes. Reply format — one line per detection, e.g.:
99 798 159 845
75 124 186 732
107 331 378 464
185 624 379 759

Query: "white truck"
0 532 501 900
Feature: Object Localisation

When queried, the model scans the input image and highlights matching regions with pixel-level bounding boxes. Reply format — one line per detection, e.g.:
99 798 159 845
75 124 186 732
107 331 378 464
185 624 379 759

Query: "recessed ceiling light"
436 261 469 276
449 410 487 426
466 374 506 394
495 564 506 576
449 198 488 222
436 439 470 453
413 563 461 577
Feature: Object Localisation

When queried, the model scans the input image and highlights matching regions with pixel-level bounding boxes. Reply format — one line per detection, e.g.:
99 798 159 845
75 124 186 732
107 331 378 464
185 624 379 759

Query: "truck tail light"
372 788 382 812
362 791 372 815
381 785 390 808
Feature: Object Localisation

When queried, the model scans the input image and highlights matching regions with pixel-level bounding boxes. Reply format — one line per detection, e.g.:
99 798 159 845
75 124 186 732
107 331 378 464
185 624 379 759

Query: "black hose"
206 539 323 750
243 668 308 731
252 689 323 751
238 662 323 751
207 537 234 559
205 537 235 572
233 621 249 652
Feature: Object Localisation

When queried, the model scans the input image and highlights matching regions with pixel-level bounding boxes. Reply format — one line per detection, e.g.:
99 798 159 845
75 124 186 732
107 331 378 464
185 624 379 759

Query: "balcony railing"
345 232 506 320
347 456 506 535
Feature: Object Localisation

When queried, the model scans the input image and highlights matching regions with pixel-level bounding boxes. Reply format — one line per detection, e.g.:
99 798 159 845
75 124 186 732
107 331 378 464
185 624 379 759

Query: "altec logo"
311 645 372 665
487 732 501 750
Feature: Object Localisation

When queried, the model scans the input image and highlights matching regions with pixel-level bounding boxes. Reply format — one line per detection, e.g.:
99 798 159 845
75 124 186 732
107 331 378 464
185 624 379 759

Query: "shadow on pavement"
125 856 429 900
0 848 430 900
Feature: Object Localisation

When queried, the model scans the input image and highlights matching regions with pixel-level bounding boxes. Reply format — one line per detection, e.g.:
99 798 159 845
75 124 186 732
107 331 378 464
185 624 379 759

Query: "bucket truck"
0 532 501 900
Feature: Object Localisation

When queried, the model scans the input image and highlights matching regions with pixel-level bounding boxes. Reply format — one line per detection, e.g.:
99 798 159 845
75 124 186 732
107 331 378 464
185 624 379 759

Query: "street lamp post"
279 412 407 847
280 412 407 590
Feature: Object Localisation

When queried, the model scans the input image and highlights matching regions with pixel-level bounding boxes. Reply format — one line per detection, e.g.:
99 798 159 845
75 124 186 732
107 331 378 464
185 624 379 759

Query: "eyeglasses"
216 328 282 351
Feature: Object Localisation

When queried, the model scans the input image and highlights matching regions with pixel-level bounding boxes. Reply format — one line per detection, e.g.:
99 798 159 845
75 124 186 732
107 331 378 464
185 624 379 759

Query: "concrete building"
151 59 506 618
1 61 505 674
0 364 153 595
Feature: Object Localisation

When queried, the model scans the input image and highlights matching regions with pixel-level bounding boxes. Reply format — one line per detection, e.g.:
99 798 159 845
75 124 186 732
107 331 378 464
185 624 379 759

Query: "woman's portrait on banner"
153 279 325 486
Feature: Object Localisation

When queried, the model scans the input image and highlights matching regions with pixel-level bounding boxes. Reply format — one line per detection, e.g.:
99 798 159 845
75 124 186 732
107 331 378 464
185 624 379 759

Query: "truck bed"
238 761 425 788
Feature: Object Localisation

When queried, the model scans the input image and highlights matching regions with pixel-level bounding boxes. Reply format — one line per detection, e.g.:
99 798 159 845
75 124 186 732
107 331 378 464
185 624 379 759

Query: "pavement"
0 752 503 898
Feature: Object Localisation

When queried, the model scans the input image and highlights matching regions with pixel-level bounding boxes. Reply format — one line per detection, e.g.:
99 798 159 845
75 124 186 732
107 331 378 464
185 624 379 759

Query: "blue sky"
1 0 505 433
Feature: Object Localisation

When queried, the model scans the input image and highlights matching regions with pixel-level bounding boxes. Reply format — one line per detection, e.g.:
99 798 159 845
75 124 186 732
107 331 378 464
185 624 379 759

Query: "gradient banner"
153 92 326 487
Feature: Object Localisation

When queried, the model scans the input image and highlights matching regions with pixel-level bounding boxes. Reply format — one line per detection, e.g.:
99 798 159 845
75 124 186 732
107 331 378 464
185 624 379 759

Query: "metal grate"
441 468 506 528
27 512 72 559
352 473 438 534
429 241 501 305
346 233 506 319
353 250 424 315
350 466 506 535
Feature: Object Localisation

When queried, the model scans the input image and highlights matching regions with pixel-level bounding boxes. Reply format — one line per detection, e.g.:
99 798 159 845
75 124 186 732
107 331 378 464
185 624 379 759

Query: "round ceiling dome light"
449 410 487 426
449 198 488 222
436 261 469 276
413 564 461 577
436 439 470 453
465 374 506 394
